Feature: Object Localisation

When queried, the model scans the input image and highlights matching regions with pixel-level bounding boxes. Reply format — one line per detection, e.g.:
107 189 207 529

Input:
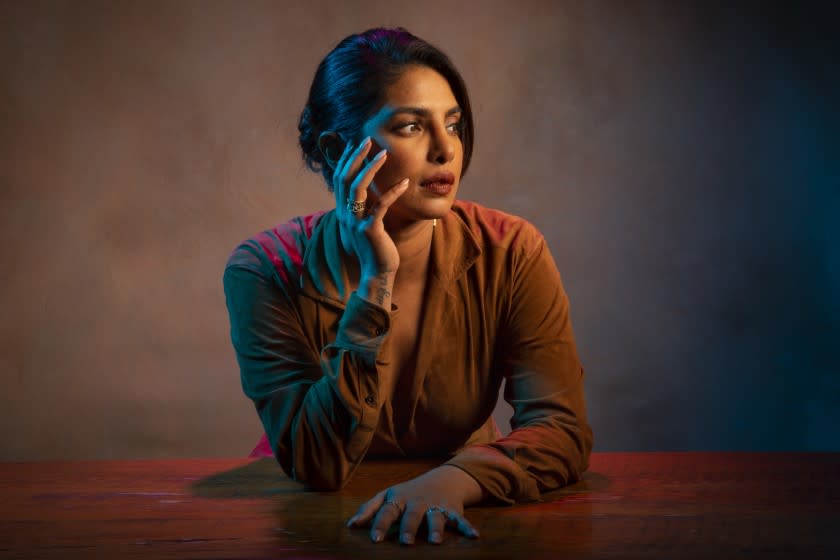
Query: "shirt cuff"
333 292 393 365
445 444 541 505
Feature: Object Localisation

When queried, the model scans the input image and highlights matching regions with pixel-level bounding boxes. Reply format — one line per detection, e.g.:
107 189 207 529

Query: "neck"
387 219 436 286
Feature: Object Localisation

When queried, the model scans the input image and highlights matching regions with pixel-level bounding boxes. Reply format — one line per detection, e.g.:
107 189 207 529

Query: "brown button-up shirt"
223 200 593 503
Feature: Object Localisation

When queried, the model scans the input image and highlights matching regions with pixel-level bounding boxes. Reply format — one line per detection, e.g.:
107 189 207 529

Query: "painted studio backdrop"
1 1 838 461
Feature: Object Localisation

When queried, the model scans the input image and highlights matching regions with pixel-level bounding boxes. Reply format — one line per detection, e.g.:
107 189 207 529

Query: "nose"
428 122 456 164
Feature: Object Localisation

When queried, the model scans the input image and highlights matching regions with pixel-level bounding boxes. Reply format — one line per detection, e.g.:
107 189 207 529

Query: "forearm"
452 233 592 504
279 295 396 489
446 392 593 504
225 265 392 490
279 371 379 489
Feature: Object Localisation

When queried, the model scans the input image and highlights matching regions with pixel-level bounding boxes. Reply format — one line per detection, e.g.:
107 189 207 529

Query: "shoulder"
224 210 328 286
451 200 545 256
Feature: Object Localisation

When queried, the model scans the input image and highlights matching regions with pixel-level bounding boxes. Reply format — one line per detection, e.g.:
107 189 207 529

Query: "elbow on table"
275 433 355 491
545 419 594 487
564 422 594 480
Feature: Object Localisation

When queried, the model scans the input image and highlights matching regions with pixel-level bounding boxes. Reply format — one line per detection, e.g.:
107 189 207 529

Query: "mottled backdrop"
1 0 838 460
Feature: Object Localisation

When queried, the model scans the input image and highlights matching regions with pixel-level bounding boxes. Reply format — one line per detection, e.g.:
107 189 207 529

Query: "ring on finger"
426 505 453 521
383 498 404 514
346 199 367 216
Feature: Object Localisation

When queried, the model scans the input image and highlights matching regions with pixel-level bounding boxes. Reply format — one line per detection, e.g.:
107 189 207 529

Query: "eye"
446 120 463 134
394 122 422 134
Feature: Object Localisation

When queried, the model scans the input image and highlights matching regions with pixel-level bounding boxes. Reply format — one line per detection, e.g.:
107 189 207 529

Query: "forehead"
381 65 457 109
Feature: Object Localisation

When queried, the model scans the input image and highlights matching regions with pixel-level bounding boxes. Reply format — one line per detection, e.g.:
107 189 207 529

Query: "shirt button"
364 395 376 406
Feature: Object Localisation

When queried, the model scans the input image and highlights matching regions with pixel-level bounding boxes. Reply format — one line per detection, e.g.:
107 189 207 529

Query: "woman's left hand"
346 465 483 545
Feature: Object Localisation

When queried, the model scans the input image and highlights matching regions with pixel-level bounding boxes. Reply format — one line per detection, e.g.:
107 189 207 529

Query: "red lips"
420 171 455 186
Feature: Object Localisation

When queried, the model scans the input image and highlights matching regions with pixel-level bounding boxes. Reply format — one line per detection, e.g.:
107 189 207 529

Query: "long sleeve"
223 260 391 490
445 236 593 504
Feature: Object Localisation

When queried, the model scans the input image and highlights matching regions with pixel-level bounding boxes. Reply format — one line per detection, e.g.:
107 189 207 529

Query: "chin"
414 193 457 218
389 195 455 225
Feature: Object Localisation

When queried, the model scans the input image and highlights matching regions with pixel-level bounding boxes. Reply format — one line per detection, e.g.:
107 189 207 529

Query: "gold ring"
347 199 366 215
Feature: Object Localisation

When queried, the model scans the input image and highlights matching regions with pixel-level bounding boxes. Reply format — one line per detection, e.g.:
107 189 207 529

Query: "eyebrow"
389 105 462 118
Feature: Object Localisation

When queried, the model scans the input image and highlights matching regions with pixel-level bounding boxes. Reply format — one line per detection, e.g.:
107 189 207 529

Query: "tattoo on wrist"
374 272 392 306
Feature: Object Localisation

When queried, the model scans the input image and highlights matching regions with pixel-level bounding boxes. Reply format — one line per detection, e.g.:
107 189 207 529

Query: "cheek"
372 152 411 191
454 141 465 167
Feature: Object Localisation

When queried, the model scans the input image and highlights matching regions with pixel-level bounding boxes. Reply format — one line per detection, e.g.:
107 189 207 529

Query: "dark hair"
298 27 474 190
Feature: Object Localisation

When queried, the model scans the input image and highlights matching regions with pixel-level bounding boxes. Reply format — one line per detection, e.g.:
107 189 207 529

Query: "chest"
298 271 503 407
384 280 427 390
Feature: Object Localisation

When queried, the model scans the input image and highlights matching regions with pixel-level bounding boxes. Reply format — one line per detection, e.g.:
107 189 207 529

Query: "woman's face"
359 65 464 226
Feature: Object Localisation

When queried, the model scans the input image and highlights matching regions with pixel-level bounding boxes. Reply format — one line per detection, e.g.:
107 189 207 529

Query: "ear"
318 132 346 170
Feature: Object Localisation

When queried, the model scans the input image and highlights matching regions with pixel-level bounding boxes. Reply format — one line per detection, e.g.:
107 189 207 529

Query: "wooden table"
1 452 838 559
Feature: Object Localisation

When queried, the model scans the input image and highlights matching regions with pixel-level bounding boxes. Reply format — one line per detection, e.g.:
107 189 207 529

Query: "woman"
223 27 593 545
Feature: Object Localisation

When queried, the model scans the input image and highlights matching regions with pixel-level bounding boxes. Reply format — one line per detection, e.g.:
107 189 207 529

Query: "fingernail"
399 178 409 187
373 149 386 160
470 529 480 538
400 532 414 545
371 530 383 543
430 531 442 544
363 136 371 146
345 516 356 527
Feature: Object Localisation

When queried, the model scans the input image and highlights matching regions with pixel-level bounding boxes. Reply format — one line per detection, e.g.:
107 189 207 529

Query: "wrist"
357 270 396 309
436 465 485 506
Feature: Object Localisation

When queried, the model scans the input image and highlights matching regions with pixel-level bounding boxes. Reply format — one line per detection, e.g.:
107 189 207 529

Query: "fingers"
347 148 388 208
333 136 373 204
367 178 409 223
397 503 426 545
332 140 357 201
335 137 369 184
346 488 480 545
449 510 480 539
346 489 386 528
424 507 478 543
333 139 354 177
369 499 404 543
391 503 480 545
425 508 446 545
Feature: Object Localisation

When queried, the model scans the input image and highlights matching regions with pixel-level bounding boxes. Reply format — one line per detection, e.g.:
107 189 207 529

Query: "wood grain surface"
1 452 838 559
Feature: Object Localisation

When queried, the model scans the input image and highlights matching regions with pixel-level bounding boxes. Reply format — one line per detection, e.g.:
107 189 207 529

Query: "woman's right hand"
332 136 410 308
